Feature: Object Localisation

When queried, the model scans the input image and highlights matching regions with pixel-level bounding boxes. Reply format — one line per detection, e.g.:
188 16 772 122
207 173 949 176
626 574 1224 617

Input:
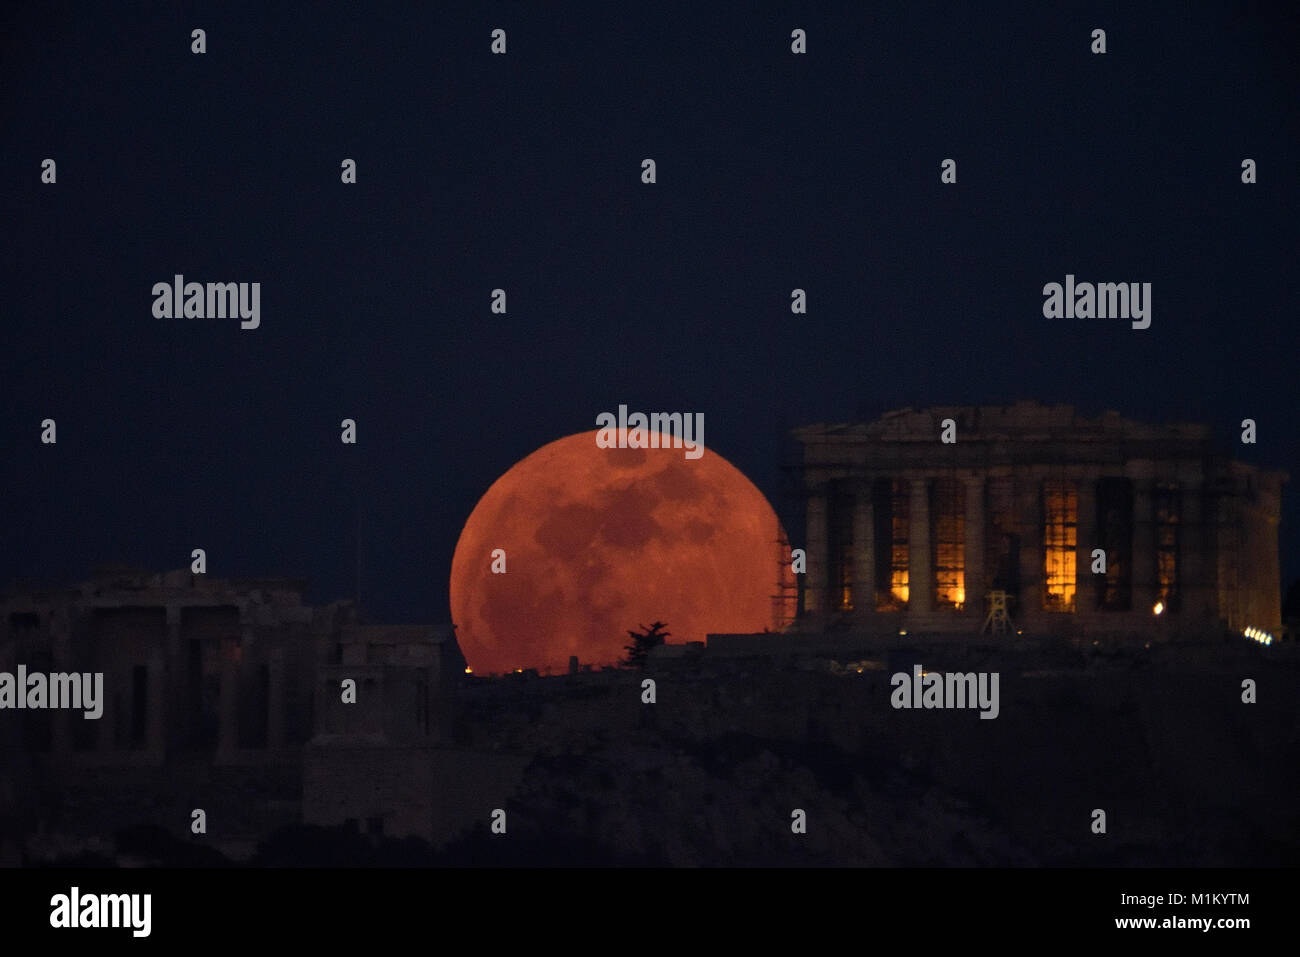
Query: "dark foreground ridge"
7 630 1296 867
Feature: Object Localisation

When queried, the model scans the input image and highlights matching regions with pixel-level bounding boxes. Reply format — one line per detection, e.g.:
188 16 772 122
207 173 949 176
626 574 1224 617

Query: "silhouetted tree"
623 621 670 667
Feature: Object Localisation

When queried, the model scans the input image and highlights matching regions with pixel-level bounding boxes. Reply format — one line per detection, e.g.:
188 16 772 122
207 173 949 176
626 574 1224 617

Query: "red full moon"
450 430 794 675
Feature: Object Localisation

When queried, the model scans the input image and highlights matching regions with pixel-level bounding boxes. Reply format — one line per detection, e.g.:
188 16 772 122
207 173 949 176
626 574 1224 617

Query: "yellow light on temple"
1043 481 1078 612
891 578 909 605
464 666 472 674
1153 602 1164 615
1244 626 1274 645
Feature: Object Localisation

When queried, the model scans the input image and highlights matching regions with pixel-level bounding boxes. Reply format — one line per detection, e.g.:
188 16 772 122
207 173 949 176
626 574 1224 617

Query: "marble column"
268 647 286 751
96 661 115 754
1131 480 1156 613
1075 475 1097 614
803 488 828 616
50 610 73 759
165 605 183 751
908 478 933 614
217 637 238 759
1017 479 1042 617
963 477 985 619
146 651 165 758
851 481 875 613
1179 482 1209 620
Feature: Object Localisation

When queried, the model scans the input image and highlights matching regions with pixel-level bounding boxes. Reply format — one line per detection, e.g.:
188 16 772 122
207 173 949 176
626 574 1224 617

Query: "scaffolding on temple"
982 589 1014 634
771 529 798 631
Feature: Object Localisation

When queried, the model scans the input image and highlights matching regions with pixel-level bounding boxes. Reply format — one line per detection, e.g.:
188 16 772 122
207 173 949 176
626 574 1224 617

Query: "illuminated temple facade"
792 402 1285 639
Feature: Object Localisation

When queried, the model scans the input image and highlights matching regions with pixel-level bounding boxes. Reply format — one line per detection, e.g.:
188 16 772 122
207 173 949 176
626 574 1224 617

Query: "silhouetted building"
792 402 1285 639
304 623 460 839
0 566 463 853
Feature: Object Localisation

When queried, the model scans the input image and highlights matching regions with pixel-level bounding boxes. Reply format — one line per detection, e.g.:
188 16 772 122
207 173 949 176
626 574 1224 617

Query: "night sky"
3 1 1297 626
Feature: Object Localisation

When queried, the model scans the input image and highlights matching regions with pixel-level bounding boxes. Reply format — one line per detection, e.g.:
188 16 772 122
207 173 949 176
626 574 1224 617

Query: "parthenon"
792 402 1285 639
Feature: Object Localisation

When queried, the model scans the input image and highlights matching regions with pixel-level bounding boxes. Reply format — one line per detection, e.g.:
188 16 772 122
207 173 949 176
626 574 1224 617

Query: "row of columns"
42 605 287 761
805 477 962 617
803 475 1207 620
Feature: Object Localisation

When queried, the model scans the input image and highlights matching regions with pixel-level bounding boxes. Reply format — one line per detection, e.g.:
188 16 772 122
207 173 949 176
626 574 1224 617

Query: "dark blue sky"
3 1 1297 623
